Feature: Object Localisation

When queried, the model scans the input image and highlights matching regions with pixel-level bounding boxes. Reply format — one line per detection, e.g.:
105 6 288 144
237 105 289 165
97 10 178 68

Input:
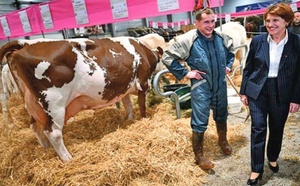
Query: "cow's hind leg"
43 123 72 162
121 94 134 120
31 118 52 148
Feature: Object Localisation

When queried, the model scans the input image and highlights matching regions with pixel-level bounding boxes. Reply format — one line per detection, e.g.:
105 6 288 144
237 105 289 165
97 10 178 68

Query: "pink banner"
0 0 196 39
0 0 296 40
0 5 42 39
149 19 190 27
216 9 267 18
210 0 224 8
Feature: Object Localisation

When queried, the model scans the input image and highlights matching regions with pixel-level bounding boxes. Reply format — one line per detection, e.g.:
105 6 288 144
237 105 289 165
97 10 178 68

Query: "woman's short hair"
263 3 294 24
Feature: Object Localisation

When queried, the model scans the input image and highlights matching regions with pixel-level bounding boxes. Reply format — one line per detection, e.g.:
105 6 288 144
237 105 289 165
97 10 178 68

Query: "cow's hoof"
60 153 73 162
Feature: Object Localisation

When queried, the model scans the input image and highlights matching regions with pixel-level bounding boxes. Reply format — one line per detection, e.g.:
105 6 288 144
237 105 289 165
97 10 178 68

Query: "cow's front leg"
43 123 72 162
138 90 146 118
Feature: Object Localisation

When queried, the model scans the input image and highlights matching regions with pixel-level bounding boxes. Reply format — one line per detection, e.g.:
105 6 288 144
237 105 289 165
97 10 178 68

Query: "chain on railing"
227 43 249 79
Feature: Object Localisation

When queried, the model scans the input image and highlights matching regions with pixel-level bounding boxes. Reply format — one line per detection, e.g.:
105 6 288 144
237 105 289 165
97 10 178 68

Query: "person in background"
288 10 300 34
162 8 235 170
240 3 300 185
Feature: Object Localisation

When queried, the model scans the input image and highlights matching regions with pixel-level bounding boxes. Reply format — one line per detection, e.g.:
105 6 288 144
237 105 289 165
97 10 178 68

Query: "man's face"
195 13 215 38
294 12 300 23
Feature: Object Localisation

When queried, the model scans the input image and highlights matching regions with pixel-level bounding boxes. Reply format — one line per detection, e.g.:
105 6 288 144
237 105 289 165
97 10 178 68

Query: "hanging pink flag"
209 0 224 8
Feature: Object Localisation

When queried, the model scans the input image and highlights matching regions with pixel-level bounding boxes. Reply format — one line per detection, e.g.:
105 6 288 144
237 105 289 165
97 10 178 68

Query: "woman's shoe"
247 172 263 185
268 162 279 173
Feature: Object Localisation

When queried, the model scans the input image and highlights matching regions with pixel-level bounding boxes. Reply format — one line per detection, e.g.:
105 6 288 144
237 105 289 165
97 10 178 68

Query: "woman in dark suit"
240 3 300 185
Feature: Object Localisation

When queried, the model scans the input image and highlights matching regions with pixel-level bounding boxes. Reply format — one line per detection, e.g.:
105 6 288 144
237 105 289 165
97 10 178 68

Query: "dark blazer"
240 31 300 104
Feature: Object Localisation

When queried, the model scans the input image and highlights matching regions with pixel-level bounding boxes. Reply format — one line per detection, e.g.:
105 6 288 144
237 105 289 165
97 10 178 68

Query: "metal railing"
152 69 182 119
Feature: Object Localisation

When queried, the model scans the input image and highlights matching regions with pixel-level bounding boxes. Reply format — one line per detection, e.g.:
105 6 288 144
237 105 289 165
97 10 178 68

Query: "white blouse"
267 30 288 78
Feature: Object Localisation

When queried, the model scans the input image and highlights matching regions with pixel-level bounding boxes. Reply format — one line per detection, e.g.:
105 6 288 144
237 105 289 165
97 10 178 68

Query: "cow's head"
153 47 164 73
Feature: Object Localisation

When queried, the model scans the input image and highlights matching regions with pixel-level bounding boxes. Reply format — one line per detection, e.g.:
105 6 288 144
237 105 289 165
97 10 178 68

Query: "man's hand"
186 70 206 80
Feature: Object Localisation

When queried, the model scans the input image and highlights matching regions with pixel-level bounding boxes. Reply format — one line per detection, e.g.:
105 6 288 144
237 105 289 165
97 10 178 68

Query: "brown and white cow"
0 37 163 161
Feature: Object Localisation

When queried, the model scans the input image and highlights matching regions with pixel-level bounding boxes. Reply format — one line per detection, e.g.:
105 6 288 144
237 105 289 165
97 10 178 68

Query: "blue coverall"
162 29 235 133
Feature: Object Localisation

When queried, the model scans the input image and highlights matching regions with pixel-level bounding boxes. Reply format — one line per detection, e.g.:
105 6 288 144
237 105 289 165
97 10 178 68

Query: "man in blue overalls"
162 8 235 170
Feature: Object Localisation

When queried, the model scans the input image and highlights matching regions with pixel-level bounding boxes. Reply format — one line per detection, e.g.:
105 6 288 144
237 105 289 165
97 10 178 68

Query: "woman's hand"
289 103 300 113
226 67 231 74
186 70 206 80
240 95 248 106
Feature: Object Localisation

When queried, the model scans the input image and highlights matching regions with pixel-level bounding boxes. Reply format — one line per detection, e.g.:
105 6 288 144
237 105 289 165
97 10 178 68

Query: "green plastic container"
170 85 191 110
163 83 188 92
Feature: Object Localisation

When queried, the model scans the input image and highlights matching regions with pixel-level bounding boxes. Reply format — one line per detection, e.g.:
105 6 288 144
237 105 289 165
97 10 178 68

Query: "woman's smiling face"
265 14 287 36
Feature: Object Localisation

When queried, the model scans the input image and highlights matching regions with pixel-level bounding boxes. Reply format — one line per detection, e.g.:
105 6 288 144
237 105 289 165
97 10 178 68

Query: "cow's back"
89 37 158 96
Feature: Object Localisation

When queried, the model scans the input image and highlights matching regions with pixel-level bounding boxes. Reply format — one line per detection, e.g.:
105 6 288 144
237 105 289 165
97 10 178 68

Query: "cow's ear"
157 47 164 58
5 51 13 62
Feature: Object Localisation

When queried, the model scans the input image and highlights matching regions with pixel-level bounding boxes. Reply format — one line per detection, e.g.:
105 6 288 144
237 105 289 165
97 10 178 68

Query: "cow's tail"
0 40 23 66
0 40 22 129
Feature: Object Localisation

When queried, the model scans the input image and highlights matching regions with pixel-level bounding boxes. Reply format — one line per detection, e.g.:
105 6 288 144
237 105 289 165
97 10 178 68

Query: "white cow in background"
1 63 20 99
215 21 248 67
138 33 165 50
138 33 166 73
1 63 20 126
